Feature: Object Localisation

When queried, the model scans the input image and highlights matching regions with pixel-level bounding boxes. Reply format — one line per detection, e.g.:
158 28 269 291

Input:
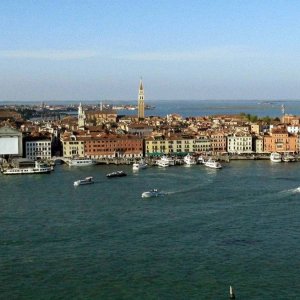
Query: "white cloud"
0 50 99 60
116 46 264 62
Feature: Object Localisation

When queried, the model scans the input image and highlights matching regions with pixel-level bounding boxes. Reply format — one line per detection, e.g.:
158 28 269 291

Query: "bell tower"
138 78 145 120
78 102 86 129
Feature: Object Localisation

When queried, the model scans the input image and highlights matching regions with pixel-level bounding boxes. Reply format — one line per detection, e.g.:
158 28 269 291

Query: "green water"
1 161 299 299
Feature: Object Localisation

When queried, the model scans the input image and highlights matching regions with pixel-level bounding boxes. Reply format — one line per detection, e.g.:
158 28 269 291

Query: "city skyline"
1 1 300 101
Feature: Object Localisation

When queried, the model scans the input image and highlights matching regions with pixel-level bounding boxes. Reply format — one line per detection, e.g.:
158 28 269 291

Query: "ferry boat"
67 158 96 166
204 158 222 169
183 154 197 165
106 170 127 178
2 161 52 175
142 189 165 198
270 152 282 163
74 176 94 186
132 159 148 170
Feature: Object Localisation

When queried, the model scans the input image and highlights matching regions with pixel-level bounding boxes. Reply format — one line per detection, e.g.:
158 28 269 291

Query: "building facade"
61 134 85 158
25 140 52 161
0 126 23 156
84 134 143 158
263 130 297 153
227 133 253 154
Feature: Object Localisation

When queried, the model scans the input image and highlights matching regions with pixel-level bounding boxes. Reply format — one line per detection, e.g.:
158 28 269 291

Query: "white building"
227 133 253 154
25 140 51 161
0 126 23 156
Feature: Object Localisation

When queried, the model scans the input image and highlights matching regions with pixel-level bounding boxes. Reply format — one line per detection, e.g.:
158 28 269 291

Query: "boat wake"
279 186 300 195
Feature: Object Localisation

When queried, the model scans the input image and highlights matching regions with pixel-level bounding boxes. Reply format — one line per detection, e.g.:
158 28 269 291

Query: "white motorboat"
183 154 197 165
106 170 127 178
161 155 175 166
204 158 222 169
156 158 169 167
2 161 52 175
282 153 296 162
156 155 176 167
198 156 205 164
270 152 282 163
74 176 94 186
67 158 96 166
132 159 148 170
141 189 165 198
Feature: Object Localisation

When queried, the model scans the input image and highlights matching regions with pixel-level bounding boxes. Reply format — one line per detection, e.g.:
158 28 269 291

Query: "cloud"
115 46 263 62
0 46 266 62
0 50 99 60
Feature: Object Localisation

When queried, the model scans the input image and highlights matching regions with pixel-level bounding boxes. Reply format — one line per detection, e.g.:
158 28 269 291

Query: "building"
25 139 52 161
83 134 143 159
193 135 211 154
78 103 86 129
145 135 197 156
0 126 23 156
210 132 227 154
138 78 145 120
263 129 297 153
227 133 253 154
127 123 153 137
61 133 85 158
85 109 117 125
254 136 264 153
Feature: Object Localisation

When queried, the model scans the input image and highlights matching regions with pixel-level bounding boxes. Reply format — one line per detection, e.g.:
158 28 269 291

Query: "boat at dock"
141 189 165 198
270 152 282 162
156 155 175 167
2 161 52 175
197 156 205 164
74 176 94 186
204 158 222 169
106 171 127 178
132 159 148 170
183 154 197 165
67 158 96 166
282 153 296 162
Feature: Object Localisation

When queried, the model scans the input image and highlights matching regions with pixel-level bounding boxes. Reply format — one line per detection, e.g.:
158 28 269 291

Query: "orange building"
210 132 227 154
263 129 297 153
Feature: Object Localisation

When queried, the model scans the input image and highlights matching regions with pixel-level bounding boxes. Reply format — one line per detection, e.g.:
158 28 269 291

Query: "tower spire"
138 78 145 120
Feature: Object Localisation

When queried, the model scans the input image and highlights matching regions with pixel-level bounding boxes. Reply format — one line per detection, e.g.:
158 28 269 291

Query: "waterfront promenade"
51 153 299 167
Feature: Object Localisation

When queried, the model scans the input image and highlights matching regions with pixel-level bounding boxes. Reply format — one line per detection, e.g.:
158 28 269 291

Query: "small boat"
204 158 222 169
67 158 96 166
198 156 205 164
156 159 169 167
106 170 127 178
132 159 148 170
141 189 165 198
282 153 296 162
270 152 282 162
74 176 94 186
2 161 52 175
229 286 235 299
183 154 197 165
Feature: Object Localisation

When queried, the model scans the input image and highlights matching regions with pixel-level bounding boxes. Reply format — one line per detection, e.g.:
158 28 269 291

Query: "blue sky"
1 0 300 101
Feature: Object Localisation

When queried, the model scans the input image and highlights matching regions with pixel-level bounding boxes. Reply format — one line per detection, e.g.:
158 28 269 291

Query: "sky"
1 0 300 101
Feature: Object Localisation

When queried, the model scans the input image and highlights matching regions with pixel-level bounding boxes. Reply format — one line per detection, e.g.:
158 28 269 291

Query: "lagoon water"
1 161 300 299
